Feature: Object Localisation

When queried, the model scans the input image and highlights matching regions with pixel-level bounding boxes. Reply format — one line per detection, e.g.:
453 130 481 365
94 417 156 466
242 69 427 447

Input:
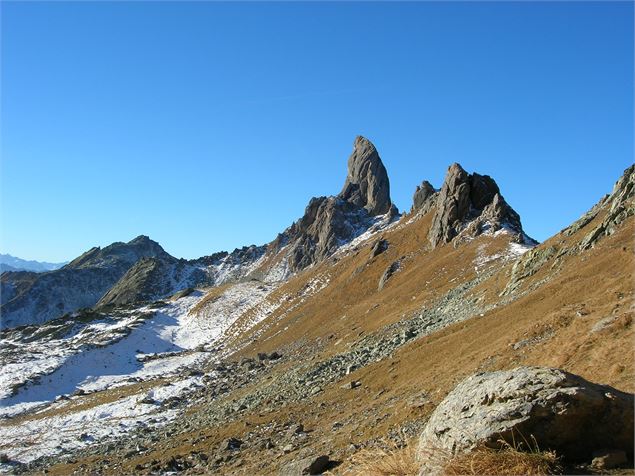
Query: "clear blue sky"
1 1 633 262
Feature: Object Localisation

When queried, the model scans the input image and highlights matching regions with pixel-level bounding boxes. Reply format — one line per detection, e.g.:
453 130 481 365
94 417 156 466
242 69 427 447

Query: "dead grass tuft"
349 441 419 476
442 443 561 476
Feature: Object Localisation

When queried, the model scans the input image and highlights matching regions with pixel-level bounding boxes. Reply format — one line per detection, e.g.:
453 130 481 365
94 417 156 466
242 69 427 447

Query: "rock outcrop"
578 163 634 250
411 180 437 214
271 137 397 273
339 136 392 216
417 367 634 474
378 260 400 290
428 163 529 247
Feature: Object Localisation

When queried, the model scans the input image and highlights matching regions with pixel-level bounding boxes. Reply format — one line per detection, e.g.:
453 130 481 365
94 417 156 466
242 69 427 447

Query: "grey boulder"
417 367 633 474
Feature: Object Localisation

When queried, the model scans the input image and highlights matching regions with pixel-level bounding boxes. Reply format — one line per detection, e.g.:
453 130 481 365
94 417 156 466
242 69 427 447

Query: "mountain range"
0 136 632 475
0 254 66 274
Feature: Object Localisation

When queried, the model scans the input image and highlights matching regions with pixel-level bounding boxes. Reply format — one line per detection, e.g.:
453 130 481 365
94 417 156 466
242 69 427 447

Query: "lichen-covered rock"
417 367 634 475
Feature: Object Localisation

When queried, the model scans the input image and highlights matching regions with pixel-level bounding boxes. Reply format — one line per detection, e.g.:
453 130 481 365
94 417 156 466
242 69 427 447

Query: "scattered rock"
138 396 156 405
0 453 9 463
303 455 331 475
223 438 243 451
280 454 336 476
369 239 389 259
340 380 362 390
378 261 400 290
591 449 627 470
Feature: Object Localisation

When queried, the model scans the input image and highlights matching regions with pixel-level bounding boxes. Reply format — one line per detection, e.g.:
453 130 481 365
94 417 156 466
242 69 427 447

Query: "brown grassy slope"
42 206 634 475
225 211 488 358
178 209 631 474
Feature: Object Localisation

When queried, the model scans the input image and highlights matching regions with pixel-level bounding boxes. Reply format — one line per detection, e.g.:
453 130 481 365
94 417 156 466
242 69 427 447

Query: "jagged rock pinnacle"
428 163 525 247
339 136 392 216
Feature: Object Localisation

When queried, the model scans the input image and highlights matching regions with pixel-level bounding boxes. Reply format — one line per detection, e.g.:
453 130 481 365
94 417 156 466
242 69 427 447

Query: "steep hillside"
0 237 267 330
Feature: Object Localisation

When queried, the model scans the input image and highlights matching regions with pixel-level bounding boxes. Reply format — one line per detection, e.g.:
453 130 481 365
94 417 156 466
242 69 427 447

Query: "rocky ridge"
503 163 634 295
0 236 172 329
0 237 267 329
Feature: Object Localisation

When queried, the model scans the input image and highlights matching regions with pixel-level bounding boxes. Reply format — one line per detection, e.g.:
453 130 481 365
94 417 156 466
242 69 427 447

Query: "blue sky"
1 1 633 262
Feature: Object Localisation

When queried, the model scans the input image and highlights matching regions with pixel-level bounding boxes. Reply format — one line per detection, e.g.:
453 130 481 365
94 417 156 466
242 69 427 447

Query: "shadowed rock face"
428 163 526 247
339 136 392 216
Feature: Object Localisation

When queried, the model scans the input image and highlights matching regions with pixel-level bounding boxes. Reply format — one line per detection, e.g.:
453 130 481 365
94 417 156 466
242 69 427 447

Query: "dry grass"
349 441 419 476
442 443 561 476
188 283 231 316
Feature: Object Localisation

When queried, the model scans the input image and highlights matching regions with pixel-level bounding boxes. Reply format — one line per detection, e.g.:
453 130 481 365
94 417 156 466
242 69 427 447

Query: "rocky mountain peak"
270 136 397 273
339 136 392 216
128 235 153 246
428 163 528 247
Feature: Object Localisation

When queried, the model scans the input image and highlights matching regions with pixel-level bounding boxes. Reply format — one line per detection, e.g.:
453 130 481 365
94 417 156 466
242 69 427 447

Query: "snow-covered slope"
0 281 279 463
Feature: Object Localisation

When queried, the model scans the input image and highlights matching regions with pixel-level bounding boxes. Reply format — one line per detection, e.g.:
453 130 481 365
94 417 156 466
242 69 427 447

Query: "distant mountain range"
0 254 66 273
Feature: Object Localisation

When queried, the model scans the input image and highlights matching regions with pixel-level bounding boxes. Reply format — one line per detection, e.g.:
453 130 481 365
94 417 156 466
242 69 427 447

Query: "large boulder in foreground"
417 367 633 473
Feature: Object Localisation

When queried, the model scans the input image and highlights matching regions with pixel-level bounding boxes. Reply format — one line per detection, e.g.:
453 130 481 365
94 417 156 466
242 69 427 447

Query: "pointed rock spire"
339 136 392 216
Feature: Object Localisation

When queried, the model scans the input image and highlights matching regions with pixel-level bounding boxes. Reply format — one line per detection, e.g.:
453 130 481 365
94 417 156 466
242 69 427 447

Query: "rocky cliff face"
270 136 398 273
427 163 530 247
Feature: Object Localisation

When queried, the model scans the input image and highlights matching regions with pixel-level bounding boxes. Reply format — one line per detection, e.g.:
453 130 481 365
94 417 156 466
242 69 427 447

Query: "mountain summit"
269 136 398 272
339 136 392 216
